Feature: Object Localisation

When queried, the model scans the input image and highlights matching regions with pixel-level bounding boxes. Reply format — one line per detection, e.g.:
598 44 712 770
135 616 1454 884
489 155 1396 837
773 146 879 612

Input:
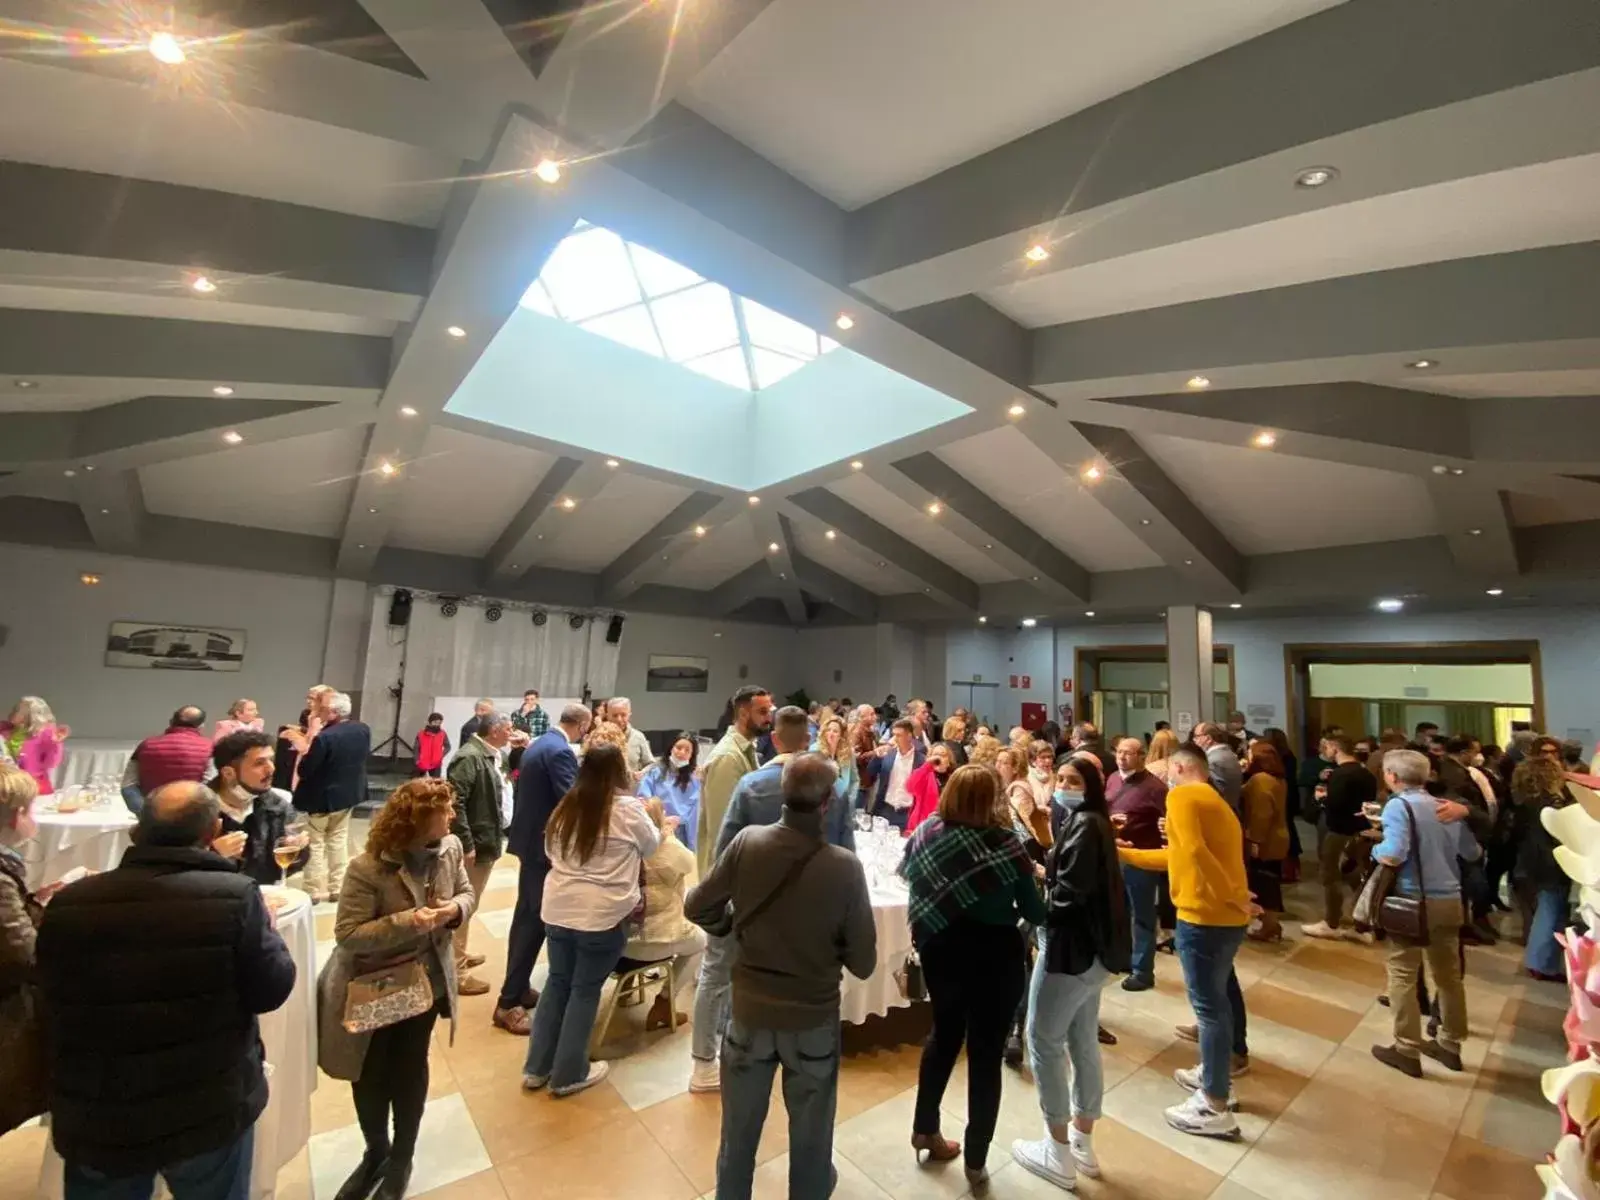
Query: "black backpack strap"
734 842 824 938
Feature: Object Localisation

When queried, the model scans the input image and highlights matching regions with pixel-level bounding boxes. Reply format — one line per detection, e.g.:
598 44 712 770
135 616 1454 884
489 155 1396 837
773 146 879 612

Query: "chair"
588 956 676 1056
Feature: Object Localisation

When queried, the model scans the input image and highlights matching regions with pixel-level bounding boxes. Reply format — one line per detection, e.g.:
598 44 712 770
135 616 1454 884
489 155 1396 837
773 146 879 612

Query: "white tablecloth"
25 807 136 891
840 886 913 1024
38 888 318 1200
52 740 136 791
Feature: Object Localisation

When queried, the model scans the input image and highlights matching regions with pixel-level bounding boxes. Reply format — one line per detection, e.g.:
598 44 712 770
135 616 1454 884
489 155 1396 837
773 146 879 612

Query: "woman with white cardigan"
621 797 706 1031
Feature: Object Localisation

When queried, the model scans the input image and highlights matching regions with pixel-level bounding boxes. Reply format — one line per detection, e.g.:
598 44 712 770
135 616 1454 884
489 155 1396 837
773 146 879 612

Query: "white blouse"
541 794 662 932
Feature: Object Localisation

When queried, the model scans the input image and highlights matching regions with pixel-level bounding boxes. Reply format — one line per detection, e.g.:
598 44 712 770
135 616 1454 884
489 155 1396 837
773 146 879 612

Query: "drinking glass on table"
273 819 310 885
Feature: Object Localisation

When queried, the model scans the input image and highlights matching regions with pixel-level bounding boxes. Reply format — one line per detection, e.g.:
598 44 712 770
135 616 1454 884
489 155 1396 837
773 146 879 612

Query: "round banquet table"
51 740 136 792
38 886 318 1200
24 805 136 892
840 827 914 1025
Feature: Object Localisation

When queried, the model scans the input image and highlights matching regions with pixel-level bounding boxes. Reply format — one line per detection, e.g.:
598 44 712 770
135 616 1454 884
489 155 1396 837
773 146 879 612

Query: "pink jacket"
1 723 64 795
213 718 266 742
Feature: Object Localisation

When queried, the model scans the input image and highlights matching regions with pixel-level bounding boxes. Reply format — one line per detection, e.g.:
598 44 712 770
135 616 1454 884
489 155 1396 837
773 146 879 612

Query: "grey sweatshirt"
685 805 877 1030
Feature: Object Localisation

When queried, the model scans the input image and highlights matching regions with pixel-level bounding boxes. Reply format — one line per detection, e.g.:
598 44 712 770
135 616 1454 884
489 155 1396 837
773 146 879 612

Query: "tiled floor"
1 856 1560 1200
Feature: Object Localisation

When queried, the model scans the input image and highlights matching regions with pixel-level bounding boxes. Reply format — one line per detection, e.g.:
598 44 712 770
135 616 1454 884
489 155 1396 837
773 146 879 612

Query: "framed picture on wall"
105 621 246 672
646 654 710 693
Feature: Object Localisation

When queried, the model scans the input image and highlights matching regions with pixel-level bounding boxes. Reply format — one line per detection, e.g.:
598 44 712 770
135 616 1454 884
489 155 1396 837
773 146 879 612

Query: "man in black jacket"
291 691 370 902
213 730 299 886
36 782 296 1200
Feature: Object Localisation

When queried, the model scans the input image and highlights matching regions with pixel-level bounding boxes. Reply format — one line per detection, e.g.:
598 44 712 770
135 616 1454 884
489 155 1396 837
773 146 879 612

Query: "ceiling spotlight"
1138 518 1151 526
1084 611 1095 618
605 458 619 468
1021 617 1038 627
533 158 563 184
1007 402 1027 418
378 461 396 477
1229 602 1243 609
693 525 707 537
747 495 760 505
850 460 864 470
1184 559 1194 566
1486 588 1504 596
1024 244 1050 264
1294 165 1339 189
222 430 243 445
984 543 993 550
877 560 887 567
1407 359 1437 370
1252 431 1277 448
63 469 76 478
1186 375 1211 390
83 465 94 472
1376 598 1404 613
1430 464 1449 475
211 385 233 396
368 507 379 514
1467 527 1483 537
834 313 854 331
147 32 186 64
1449 467 1465 476
978 616 987 624
825 529 837 540
189 274 217 294
446 325 466 338
559 497 577 510
79 573 101 586
926 502 942 515
400 406 417 416
768 542 780 553
100 508 110 515
14 380 34 389
1081 463 1103 483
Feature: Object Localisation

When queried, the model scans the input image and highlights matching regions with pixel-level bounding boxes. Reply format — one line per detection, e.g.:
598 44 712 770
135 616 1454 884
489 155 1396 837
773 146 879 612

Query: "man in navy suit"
290 691 369 902
862 717 926 831
493 702 592 1035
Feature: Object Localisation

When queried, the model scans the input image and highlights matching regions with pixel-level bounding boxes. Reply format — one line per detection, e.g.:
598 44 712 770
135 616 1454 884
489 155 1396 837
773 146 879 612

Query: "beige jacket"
315 835 477 1081
632 836 698 946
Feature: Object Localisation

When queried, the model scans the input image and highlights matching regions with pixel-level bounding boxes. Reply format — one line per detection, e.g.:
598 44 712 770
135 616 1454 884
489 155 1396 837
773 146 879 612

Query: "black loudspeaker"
606 614 624 644
388 589 413 627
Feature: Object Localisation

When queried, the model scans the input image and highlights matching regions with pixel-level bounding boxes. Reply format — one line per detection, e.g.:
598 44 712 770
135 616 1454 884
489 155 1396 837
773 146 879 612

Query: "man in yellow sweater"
1118 747 1251 1139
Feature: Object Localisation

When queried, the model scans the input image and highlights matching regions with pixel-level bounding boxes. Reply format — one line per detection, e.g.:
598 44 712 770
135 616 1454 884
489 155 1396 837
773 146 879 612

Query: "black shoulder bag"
1378 799 1430 945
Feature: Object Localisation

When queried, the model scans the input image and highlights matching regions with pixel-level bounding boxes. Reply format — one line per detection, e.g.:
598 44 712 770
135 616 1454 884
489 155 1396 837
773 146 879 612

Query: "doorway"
1073 644 1235 744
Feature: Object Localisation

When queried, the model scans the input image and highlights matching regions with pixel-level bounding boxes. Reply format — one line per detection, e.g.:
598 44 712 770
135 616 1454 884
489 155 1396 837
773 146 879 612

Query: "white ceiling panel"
1410 368 1600 398
386 426 553 558
791 523 926 597
827 472 1015 584
1139 433 1437 554
1507 489 1600 528
140 425 368 538
667 511 762 589
935 425 1165 571
984 153 1600 327
536 473 694 573
686 0 1342 208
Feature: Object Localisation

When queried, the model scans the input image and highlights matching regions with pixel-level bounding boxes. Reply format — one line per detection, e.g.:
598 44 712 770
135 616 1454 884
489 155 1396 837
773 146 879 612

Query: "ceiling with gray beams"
3 0 1600 629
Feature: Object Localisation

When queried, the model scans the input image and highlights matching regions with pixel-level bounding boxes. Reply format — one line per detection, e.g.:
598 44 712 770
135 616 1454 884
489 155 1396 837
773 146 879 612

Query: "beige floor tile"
273 1148 312 1200
936 1056 1052 1155
496 1118 699 1199
1431 1133 1544 1200
1271 1073 1458 1175
636 1087 789 1194
1228 1117 1440 1200
1285 939 1391 989
1306 1043 1477 1131
1099 1067 1265 1176
743 1150 894 1200
1097 1003 1184 1071
310 1071 359 1136
836 1058 921 1124
308 1092 491 1200
604 1020 697 1111
1098 976 1200 1030
1455 1055 1553 1161
834 1091 975 1199
460 1076 635 1166
1261 962 1381 1012
1144 1043 1308 1122
411 1167 509 1200
1231 1013 1339 1078
1205 1182 1273 1200
1063 1116 1222 1200
1240 980 1364 1042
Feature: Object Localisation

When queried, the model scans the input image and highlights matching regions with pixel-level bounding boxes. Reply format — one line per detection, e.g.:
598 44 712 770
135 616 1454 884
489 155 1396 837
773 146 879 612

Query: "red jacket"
134 726 215 792
905 762 946 833
415 728 449 772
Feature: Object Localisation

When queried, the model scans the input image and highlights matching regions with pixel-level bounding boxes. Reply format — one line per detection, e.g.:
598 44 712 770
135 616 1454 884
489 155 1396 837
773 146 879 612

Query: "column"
1165 605 1214 741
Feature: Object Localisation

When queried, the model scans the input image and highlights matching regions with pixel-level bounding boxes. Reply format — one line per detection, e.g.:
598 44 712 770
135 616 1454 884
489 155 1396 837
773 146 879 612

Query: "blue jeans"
524 922 628 1088
691 932 736 1062
1026 945 1108 1123
65 1126 254 1200
1124 866 1161 983
717 1018 839 1200
120 785 145 815
1526 885 1570 977
1174 921 1247 1100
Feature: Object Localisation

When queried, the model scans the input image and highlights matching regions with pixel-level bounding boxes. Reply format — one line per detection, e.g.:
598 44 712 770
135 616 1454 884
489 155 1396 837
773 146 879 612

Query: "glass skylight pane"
538 226 641 321
579 304 663 359
519 281 557 317
750 347 809 389
628 242 703 297
683 346 753 390
651 283 740 362
742 298 821 360
819 335 840 355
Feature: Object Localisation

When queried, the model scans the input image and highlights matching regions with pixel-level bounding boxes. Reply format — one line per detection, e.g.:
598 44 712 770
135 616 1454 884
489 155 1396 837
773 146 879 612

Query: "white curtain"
360 592 620 745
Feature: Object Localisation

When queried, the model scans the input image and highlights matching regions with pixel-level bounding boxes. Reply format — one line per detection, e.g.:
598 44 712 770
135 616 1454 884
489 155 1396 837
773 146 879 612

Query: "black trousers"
353 1006 440 1162
498 858 549 1008
913 919 1027 1170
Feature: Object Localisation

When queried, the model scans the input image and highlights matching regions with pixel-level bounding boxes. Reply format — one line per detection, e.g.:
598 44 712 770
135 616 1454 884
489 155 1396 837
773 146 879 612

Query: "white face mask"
669 754 691 769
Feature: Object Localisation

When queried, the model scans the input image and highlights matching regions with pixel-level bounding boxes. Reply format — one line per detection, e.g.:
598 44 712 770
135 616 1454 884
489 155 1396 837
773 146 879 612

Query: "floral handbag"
341 960 434 1034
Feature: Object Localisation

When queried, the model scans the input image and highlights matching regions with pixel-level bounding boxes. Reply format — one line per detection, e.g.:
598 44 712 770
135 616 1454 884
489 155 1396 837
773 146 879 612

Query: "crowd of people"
0 678 1590 1200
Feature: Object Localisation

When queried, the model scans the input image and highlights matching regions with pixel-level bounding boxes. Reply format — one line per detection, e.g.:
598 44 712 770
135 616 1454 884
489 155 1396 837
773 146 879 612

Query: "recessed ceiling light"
779 573 787 580
1229 602 1242 609
768 542 780 553
1449 467 1465 476
713 631 722 638
850 460 864 470
1031 575 1039 581
747 495 760 505
825 530 837 540
1084 611 1095 618
605 458 619 468
1184 559 1194 566
79 573 101 586
533 158 563 184
357 543 366 550
877 560 887 567
984 543 993 550
1467 527 1483 536
189 274 217 294
1138 518 1151 526
559 497 577 510
222 430 243 445
368 507 379 514
693 525 707 537
1376 598 1404 613
212 385 234 396
399 405 418 417
147 32 186 64
834 313 854 331
1021 617 1038 627
83 465 94 472
978 616 987 624
379 461 396 476
1024 244 1050 264
1186 375 1211 390
63 469 76 477
1252 431 1277 448
1007 402 1027 418
926 502 942 515
14 380 34 389
446 325 466 338
99 508 109 515
1431 464 1449 475
1294 165 1339 189
1081 464 1103 483
1486 588 1504 596
1407 359 1437 370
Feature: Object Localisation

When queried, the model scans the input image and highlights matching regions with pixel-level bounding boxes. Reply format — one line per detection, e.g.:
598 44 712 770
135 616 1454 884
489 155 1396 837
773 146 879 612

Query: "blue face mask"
1054 788 1083 806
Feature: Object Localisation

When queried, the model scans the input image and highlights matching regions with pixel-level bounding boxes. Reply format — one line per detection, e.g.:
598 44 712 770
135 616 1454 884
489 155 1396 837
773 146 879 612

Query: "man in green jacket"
448 710 512 996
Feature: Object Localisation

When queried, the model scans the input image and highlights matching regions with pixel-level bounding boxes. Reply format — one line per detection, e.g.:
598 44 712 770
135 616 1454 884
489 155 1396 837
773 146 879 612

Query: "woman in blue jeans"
522 744 660 1096
1511 755 1573 980
1012 759 1131 1192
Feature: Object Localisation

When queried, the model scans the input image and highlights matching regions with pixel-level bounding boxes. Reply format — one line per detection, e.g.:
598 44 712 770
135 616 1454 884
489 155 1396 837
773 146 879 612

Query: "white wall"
0 543 336 741
945 625 1061 731
1308 661 1535 703
614 612 798 732
794 624 883 706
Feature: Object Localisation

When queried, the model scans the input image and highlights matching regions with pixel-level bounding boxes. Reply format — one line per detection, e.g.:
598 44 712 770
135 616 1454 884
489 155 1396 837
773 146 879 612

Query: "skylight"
520 222 838 391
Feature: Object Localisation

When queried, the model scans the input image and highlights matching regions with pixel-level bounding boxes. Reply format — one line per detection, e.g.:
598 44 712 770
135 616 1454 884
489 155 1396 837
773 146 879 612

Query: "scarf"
900 817 1035 944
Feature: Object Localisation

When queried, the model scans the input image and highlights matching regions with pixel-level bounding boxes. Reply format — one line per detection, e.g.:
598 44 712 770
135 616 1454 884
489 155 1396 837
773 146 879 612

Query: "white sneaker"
688 1058 721 1093
1164 1089 1241 1139
551 1060 609 1097
1171 1066 1240 1110
1012 1135 1077 1191
1301 920 1342 940
521 1073 548 1091
1066 1127 1100 1178
1349 929 1376 945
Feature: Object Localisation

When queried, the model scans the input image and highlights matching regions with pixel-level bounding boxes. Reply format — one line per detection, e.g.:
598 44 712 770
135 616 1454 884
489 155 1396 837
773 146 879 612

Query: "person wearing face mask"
212 730 299 886
906 741 959 832
639 733 703 850
0 765 48 1135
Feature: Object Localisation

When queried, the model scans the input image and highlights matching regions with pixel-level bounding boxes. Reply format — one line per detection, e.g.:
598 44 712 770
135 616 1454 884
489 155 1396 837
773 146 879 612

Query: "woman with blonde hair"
942 714 969 748
317 778 476 1200
620 797 705 1031
814 712 859 807
0 765 46 1134
1241 740 1289 942
969 734 1002 771
1 697 68 796
1144 728 1181 783
582 721 628 758
998 745 1052 856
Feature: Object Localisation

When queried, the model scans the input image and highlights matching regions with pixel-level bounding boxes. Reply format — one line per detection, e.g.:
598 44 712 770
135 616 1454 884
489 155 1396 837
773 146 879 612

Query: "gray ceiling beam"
1427 481 1522 579
750 508 807 626
73 469 144 554
791 553 878 622
847 0 1600 301
598 492 739 602
706 562 782 619
886 453 1089 602
480 456 613 585
0 398 335 468
786 488 980 611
